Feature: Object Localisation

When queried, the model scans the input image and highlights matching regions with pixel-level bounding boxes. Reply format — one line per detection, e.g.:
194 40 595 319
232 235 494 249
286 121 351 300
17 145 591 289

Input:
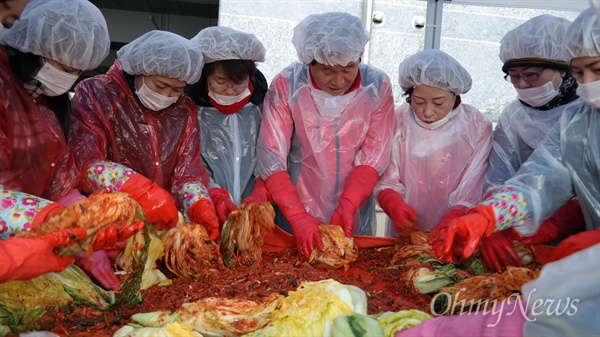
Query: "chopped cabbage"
376 310 432 337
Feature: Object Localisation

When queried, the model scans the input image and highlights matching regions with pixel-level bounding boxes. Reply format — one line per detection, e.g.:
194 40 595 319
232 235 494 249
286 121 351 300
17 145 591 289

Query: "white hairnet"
192 26 265 63
398 49 472 95
117 30 203 84
564 7 600 61
0 0 110 71
499 15 571 72
292 12 369 66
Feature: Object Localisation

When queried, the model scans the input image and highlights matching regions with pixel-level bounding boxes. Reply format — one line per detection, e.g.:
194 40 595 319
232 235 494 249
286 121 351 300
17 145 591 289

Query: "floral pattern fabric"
481 186 528 231
0 186 53 240
85 160 135 193
180 182 211 221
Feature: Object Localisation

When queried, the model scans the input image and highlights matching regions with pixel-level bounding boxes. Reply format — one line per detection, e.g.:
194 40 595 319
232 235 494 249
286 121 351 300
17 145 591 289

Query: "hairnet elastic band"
502 58 569 73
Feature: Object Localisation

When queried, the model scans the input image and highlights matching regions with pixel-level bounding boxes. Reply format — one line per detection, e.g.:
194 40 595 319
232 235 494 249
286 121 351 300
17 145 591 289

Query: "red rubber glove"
479 230 521 272
377 188 419 237
120 173 178 230
548 227 600 262
0 228 87 282
188 198 220 241
330 166 379 237
242 177 271 204
429 204 497 263
265 171 323 259
433 205 470 233
92 221 145 251
511 198 585 245
208 188 237 224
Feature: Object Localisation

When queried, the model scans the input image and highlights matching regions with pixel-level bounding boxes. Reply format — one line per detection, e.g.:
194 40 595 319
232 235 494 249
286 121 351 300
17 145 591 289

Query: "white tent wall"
448 0 590 11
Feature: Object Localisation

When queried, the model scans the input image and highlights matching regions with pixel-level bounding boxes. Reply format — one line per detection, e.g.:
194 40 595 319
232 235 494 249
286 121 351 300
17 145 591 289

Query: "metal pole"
362 0 374 63
424 0 444 49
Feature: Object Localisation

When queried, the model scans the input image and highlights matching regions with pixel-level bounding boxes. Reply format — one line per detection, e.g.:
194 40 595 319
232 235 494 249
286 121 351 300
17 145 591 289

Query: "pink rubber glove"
74 250 121 291
0 228 87 282
377 188 419 237
55 189 87 207
330 165 379 237
208 187 238 224
242 177 271 204
265 171 323 259
430 204 497 263
395 300 525 337
433 205 470 233
74 222 144 291
479 230 521 272
121 173 178 230
512 198 585 245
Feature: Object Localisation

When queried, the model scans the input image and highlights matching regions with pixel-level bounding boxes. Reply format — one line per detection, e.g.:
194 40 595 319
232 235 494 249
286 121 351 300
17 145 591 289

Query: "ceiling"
89 0 219 19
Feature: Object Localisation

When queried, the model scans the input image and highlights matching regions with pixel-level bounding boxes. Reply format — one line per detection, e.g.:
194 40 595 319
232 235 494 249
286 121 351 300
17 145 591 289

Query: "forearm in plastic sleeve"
0 186 54 240
255 76 294 178
179 181 212 221
353 76 395 174
85 159 136 193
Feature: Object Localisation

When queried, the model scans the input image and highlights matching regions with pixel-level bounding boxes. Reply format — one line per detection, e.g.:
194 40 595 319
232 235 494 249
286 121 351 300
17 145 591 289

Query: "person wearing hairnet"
478 15 585 273
430 6 600 266
0 0 140 283
69 30 217 289
0 0 29 28
375 50 492 237
256 12 395 258
70 30 218 240
395 242 600 337
186 26 269 224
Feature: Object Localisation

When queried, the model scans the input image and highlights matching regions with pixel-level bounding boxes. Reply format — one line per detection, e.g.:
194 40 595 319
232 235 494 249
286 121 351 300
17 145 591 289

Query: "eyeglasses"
209 82 248 92
504 69 546 84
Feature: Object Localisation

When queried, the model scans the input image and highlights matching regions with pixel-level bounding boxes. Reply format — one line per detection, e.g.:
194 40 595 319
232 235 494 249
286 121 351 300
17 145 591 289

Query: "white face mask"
414 103 460 130
515 76 559 107
309 86 356 119
576 80 600 109
32 61 79 97
136 78 179 111
208 87 251 106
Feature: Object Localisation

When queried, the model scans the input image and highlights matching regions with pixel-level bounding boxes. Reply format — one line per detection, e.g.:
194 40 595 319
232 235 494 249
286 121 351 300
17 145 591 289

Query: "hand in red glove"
74 250 121 290
0 228 87 282
266 171 323 259
330 166 379 237
512 198 585 245
548 227 600 262
433 205 470 233
208 188 237 224
92 221 145 251
188 198 220 241
120 173 178 230
242 177 271 204
377 189 419 237
429 204 497 263
479 230 520 272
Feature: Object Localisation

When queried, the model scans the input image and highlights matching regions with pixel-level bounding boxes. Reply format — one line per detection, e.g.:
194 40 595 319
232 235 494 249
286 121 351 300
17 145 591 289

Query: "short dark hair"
202 59 257 83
